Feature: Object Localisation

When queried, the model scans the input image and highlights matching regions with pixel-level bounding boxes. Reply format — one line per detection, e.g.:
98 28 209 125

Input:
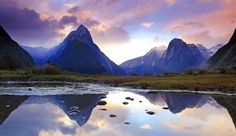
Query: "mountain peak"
169 38 186 45
168 38 187 49
63 24 93 45
77 24 88 31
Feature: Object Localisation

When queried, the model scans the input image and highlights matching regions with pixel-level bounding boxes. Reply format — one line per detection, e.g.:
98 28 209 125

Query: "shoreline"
0 80 235 96
0 72 235 94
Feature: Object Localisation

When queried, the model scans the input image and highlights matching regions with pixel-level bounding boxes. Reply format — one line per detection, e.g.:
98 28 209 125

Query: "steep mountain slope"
48 25 126 75
0 26 34 69
21 46 51 66
208 44 224 56
206 29 236 68
120 46 166 75
158 38 209 74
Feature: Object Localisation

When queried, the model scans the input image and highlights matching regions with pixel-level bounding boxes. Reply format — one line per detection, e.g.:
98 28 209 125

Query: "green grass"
0 69 236 92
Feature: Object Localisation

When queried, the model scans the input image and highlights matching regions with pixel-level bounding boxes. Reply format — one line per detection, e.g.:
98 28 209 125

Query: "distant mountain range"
120 46 166 75
48 25 126 75
121 38 211 75
0 25 34 69
21 46 51 66
206 29 236 68
0 23 235 75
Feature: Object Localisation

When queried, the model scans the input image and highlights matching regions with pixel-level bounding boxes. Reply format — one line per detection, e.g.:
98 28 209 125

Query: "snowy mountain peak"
146 46 166 57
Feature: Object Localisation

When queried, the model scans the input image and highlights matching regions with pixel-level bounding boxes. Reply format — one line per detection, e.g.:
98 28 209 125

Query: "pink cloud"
165 0 236 47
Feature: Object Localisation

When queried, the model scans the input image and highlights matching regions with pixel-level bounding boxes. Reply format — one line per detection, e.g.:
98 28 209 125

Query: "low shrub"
30 64 62 75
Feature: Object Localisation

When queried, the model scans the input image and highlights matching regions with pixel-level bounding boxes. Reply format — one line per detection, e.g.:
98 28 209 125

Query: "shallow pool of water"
0 85 235 136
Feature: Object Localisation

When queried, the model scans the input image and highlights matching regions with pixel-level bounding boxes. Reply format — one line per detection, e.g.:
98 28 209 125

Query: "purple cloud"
0 2 60 47
59 15 78 26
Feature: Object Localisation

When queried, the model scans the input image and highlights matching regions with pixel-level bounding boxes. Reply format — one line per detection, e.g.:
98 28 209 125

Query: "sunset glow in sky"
0 0 236 64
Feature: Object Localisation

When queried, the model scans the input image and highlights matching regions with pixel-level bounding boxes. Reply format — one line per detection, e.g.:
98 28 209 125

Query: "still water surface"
0 84 235 136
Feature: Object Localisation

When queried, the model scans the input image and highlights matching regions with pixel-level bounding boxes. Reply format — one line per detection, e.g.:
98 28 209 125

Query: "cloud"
165 0 236 47
93 0 120 5
167 21 205 32
68 6 81 14
0 1 63 47
67 5 130 46
140 22 154 28
166 0 176 6
92 25 130 46
59 15 78 26
181 30 229 47
153 36 159 42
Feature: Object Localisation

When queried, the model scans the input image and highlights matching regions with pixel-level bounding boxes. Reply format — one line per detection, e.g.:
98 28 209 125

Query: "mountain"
208 44 224 56
21 46 51 66
0 26 34 69
206 29 236 68
48 25 126 75
120 46 166 75
158 38 209 74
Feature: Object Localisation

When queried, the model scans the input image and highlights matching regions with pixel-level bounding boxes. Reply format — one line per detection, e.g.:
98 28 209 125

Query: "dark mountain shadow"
213 96 236 128
0 95 28 124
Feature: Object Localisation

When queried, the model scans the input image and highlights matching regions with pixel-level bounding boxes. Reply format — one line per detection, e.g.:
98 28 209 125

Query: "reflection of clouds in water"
39 129 66 136
161 115 235 136
76 100 131 136
139 124 153 129
0 92 235 136
0 103 78 136
180 103 226 121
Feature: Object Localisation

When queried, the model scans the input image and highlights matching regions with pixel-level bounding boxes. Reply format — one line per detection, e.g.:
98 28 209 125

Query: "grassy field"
0 69 236 93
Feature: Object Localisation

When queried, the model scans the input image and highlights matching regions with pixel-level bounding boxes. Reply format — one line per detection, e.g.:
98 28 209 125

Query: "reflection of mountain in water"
139 92 217 113
214 96 236 128
53 94 105 126
0 95 28 124
0 94 105 127
161 93 211 113
24 94 105 126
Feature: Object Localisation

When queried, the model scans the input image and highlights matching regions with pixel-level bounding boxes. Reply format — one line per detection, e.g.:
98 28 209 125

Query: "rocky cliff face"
0 26 34 69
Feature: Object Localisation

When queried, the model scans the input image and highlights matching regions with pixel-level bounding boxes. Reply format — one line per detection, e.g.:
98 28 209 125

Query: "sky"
0 0 235 64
